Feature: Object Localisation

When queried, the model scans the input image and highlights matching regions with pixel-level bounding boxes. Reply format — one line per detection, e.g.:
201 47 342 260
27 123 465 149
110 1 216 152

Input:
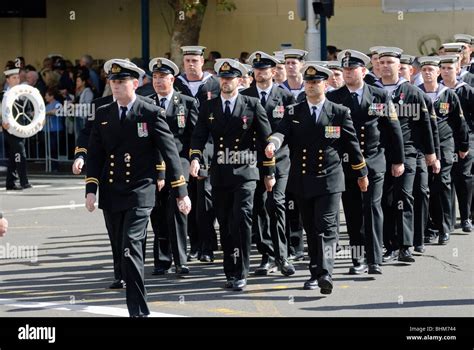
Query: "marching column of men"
71 36 474 315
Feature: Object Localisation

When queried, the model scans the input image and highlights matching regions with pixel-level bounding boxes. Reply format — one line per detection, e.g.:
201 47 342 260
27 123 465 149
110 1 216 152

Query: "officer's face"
440 63 458 81
254 67 274 83
6 74 20 88
421 65 440 83
328 69 344 89
304 79 326 97
399 64 413 81
219 77 240 94
285 59 303 77
152 72 174 95
110 78 138 100
342 66 365 86
183 55 204 76
379 57 401 79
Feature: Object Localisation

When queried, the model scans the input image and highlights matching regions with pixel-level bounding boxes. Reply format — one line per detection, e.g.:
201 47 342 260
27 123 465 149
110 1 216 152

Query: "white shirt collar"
117 94 137 115
157 91 174 109
257 84 273 98
220 93 239 113
307 98 325 121
347 84 364 103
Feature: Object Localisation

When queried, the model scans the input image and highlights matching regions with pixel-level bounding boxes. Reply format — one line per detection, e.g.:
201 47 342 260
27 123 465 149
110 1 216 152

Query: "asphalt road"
0 176 473 318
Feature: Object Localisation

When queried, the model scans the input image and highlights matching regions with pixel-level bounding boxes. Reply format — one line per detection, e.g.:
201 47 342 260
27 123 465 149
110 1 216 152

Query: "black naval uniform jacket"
449 81 474 136
148 91 199 183
173 73 220 105
327 84 405 176
74 94 154 161
190 94 275 187
418 85 470 159
240 84 296 177
375 79 436 160
268 99 368 199
85 98 187 212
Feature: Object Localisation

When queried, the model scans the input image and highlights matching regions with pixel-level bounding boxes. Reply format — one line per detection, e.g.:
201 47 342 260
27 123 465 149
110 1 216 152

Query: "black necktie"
351 92 360 112
311 106 318 124
224 100 231 119
260 91 267 107
160 98 167 109
120 106 127 123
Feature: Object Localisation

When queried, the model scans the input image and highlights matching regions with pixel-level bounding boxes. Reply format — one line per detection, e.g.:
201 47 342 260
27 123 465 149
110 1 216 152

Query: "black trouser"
150 187 188 268
382 156 417 250
4 132 29 187
104 207 152 317
213 181 256 280
196 176 217 256
252 173 289 261
451 141 473 223
296 192 341 278
413 153 429 246
285 192 304 256
428 155 453 235
342 172 385 265
103 211 125 282
187 177 199 254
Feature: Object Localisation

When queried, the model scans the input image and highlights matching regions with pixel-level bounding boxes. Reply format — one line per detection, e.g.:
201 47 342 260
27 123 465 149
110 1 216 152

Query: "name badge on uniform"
177 113 186 128
325 126 340 139
137 122 148 137
439 102 450 115
368 103 385 116
272 105 285 119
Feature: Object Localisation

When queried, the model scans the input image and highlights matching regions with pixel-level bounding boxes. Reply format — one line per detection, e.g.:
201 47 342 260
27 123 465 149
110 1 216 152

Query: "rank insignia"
137 122 148 137
325 126 341 139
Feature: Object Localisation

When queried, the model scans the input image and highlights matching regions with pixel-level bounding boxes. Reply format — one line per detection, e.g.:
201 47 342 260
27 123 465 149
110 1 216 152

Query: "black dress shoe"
288 253 305 261
152 266 170 275
368 264 382 274
21 183 33 189
303 277 318 290
318 274 333 295
349 263 368 275
277 259 296 276
224 278 234 289
424 231 438 244
414 245 426 253
200 254 214 263
175 265 190 274
109 279 126 289
462 219 472 232
382 250 398 263
438 232 450 245
6 185 23 191
254 256 277 275
187 251 200 262
398 247 415 262
233 279 247 291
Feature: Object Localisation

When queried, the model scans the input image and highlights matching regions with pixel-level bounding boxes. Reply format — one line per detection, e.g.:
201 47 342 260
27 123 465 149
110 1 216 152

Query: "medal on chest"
368 103 385 116
137 122 148 137
439 102 450 115
272 105 285 119
242 115 249 130
325 126 341 139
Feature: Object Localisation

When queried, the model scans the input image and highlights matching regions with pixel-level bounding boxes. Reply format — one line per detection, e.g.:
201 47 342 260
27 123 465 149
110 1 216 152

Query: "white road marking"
0 298 185 317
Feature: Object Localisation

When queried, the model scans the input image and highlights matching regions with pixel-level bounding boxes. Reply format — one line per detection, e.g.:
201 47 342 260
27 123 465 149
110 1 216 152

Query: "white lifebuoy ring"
1 85 45 138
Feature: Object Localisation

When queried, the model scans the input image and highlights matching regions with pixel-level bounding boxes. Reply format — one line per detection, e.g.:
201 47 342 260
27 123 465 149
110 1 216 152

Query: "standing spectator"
74 69 94 137
26 70 46 96
44 87 64 171
79 54 101 95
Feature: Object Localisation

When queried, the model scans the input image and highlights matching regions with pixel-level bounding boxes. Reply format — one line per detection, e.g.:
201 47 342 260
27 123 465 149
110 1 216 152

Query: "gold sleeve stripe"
189 149 203 157
75 147 88 154
263 160 276 166
351 162 367 170
85 177 99 185
170 175 186 186
171 181 186 188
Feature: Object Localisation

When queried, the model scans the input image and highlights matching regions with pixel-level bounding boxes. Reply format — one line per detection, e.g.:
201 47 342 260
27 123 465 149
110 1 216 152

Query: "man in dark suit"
327 49 405 275
147 57 199 274
240 51 296 276
85 59 191 317
266 63 369 295
190 58 275 291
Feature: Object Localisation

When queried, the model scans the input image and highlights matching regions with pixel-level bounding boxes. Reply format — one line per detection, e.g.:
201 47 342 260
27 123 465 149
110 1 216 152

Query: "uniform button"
126 172 130 175
110 155 114 159
235 139 239 142
126 179 130 183
303 149 307 153
110 163 114 167
126 164 131 168
220 137 223 140
319 157 323 160
319 164 323 167
302 156 307 160
318 171 322 174
302 163 306 167
361 134 365 137
234 146 238 149
302 170 306 174
109 179 113 183
109 171 113 175
361 126 365 130
220 144 224 147
361 142 365 145
319 150 323 153
253 138 256 141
